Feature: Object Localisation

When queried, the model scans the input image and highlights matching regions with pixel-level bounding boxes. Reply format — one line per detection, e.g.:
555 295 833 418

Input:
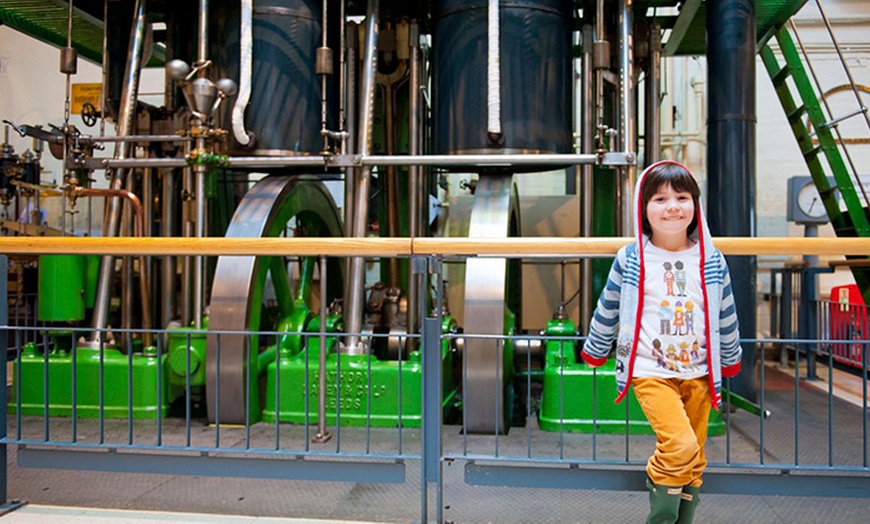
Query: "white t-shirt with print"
633 241 708 379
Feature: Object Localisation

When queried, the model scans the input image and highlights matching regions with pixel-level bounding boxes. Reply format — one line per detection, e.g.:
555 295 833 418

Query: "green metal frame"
10 340 169 419
538 317 724 435
761 26 870 300
263 315 458 428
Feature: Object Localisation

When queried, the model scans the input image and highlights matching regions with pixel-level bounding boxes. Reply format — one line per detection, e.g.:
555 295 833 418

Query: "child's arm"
718 256 742 377
581 255 624 367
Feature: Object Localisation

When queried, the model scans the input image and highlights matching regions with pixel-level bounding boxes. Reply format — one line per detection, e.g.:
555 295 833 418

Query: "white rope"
487 0 501 136
232 0 253 145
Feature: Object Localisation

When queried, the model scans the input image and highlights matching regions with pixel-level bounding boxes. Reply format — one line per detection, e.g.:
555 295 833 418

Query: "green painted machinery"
538 313 724 435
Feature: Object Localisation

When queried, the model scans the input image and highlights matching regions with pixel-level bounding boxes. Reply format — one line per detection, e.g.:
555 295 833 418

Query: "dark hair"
640 162 700 237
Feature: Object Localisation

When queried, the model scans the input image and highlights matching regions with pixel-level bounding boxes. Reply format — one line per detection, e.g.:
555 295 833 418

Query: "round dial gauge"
797 182 827 219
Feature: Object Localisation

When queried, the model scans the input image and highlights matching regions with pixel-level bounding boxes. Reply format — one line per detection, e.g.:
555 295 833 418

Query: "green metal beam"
0 0 163 67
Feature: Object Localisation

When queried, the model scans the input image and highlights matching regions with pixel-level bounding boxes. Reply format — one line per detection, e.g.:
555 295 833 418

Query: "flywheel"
463 173 522 434
206 175 343 424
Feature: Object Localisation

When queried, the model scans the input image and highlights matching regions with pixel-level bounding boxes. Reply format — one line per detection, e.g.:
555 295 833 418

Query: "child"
581 160 742 524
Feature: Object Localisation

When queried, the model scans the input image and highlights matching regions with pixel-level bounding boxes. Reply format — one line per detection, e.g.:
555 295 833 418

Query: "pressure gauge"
787 176 830 224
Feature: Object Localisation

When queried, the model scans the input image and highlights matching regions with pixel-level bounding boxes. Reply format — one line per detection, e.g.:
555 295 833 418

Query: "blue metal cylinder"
210 0 336 155
432 0 574 157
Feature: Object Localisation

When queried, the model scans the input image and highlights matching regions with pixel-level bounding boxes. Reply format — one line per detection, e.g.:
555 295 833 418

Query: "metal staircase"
760 1 870 301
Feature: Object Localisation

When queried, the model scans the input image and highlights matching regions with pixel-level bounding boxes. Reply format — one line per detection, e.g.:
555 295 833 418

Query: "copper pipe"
76 187 153 348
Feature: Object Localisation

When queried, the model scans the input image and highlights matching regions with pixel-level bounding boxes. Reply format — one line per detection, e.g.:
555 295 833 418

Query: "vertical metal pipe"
89 0 147 343
314 255 331 443
343 23 358 238
580 24 594 333
197 0 208 66
181 142 193 327
194 148 206 330
193 0 209 330
384 84 400 289
161 169 177 329
339 0 346 137
123 169 134 340
319 0 330 152
594 0 606 144
407 22 421 343
344 0 379 354
0 257 8 506
645 23 662 166
618 0 636 236
706 0 757 401
143 167 153 324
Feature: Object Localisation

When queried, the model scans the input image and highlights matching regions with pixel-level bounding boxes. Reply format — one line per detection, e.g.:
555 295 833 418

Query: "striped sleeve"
718 255 742 374
582 255 623 364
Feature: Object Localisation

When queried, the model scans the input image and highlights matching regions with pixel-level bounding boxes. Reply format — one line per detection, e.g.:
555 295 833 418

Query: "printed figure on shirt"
663 261 675 296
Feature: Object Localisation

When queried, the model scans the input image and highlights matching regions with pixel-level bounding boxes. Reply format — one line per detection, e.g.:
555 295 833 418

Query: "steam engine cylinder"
210 0 337 156
432 0 574 156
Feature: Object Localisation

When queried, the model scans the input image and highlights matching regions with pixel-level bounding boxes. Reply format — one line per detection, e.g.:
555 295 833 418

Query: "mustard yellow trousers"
632 377 712 488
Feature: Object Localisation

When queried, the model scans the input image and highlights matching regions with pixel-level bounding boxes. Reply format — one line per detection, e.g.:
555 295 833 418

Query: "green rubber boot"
646 478 683 524
675 485 701 524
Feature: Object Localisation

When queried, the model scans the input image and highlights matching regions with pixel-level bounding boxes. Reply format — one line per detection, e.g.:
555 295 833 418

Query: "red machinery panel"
829 284 868 369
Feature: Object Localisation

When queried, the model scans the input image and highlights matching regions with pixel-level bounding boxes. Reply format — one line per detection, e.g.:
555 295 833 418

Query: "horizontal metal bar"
356 153 605 167
18 448 405 483
77 151 632 171
818 106 867 131
83 135 193 143
465 463 870 497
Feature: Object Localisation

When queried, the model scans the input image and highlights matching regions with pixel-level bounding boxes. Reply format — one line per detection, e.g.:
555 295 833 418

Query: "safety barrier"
2 237 870 523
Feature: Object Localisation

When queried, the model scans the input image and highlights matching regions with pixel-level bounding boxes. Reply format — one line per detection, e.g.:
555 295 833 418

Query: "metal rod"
161 169 177 329
338 0 347 144
344 0 380 354
407 22 421 345
94 152 606 169
580 24 594 334
384 83 401 288
645 23 662 165
193 0 210 330
89 0 148 345
197 0 208 67
594 0 606 151
194 150 206 330
343 21 358 238
320 0 330 152
84 135 192 143
181 141 194 327
618 0 636 236
314 255 331 443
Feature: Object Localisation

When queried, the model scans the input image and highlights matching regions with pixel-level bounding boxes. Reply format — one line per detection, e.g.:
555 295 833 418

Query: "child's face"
646 183 695 238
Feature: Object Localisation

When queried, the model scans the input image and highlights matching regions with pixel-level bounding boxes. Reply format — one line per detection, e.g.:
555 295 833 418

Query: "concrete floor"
3 362 870 523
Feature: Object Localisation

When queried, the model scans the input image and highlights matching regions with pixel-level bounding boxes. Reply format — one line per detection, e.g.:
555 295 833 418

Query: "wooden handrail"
0 236 868 257
0 236 870 257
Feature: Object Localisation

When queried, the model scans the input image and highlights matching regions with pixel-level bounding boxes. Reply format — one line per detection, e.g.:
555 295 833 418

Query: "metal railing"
2 237 870 523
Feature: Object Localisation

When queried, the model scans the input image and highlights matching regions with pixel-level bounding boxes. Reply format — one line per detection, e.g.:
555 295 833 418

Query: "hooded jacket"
580 160 742 408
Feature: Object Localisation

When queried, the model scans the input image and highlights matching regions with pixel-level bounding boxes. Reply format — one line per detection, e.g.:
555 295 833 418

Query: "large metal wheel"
206 175 343 424
463 174 521 434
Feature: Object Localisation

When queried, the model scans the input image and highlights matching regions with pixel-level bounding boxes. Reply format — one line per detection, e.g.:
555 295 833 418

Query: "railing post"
802 266 834 381
0 255 22 513
0 255 6 505
779 269 793 368
419 255 443 523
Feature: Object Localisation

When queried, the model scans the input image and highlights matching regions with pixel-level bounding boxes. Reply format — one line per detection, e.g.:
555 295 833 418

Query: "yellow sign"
71 83 102 115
